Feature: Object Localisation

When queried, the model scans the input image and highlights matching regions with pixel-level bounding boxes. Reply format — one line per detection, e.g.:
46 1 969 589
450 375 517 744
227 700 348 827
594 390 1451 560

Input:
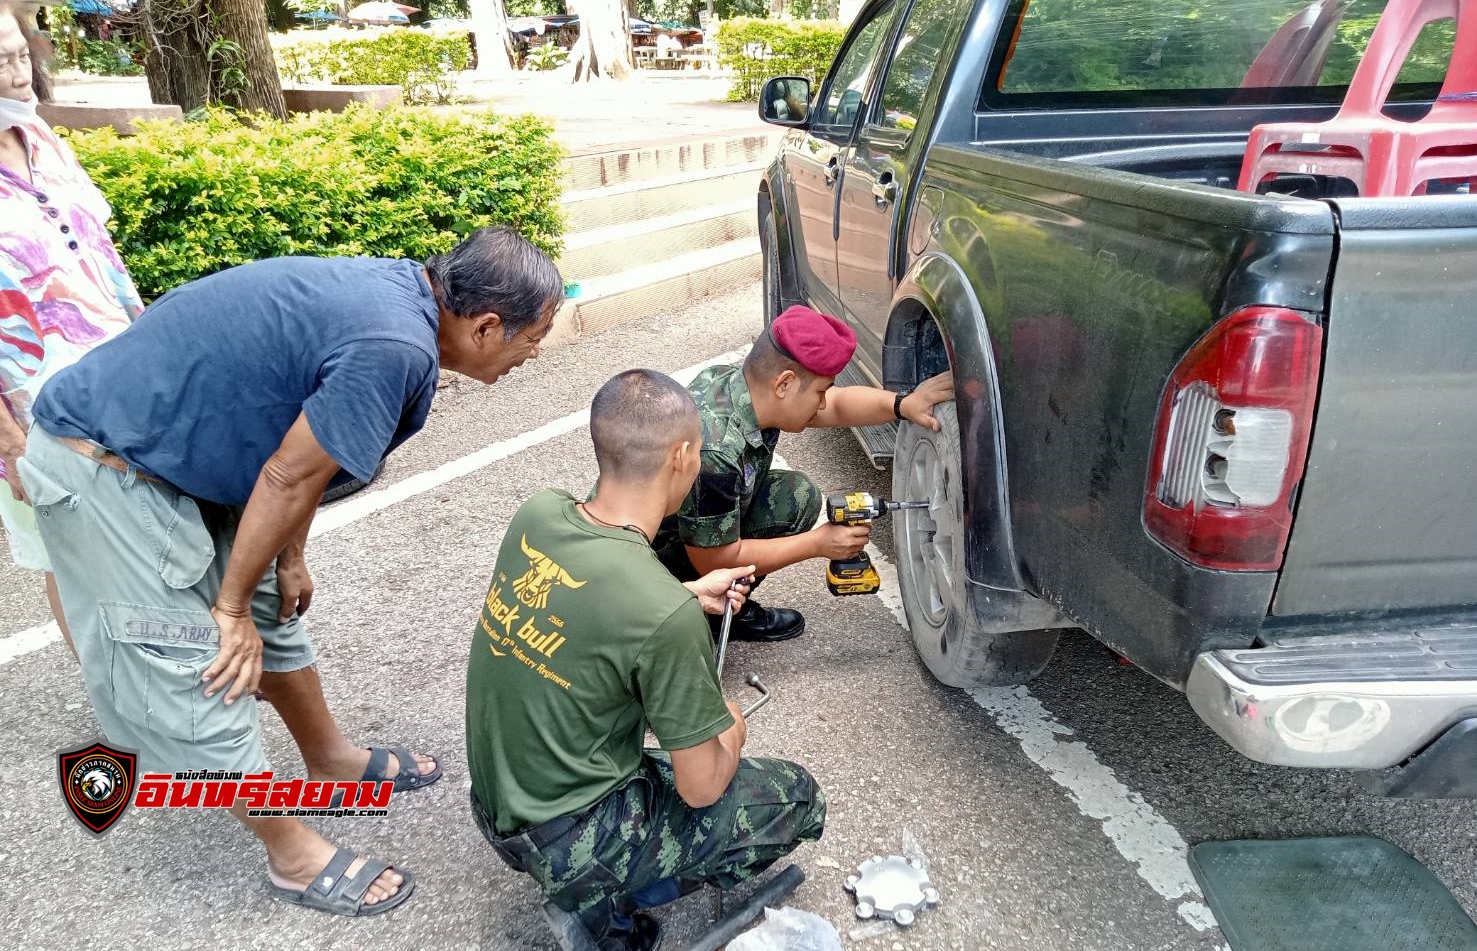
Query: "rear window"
982 0 1453 110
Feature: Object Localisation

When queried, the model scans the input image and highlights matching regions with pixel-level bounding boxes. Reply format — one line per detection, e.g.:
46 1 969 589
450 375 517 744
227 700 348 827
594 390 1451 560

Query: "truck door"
787 1 900 318
837 0 969 353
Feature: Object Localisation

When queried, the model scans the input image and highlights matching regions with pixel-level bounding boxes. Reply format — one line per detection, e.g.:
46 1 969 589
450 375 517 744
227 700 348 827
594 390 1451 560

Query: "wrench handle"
741 673 771 717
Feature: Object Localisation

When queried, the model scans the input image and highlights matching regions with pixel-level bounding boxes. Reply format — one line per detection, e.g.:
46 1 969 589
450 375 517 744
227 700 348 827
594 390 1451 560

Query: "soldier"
653 305 953 642
467 369 826 951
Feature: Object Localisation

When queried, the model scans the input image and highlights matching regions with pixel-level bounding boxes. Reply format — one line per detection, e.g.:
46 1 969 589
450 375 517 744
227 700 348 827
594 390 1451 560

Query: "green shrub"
65 106 564 301
273 30 472 104
715 18 846 102
523 42 568 72
62 38 144 77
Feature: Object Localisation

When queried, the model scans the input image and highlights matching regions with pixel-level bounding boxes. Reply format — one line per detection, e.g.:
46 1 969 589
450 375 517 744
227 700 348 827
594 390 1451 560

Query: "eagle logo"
80 769 114 802
512 535 587 610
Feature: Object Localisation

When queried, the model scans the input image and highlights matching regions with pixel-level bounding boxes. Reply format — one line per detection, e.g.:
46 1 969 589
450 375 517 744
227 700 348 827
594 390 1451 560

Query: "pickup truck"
756 0 1477 796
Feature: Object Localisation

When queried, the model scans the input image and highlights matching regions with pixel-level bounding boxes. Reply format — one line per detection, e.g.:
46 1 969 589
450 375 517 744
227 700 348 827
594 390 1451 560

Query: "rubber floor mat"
1189 836 1477 951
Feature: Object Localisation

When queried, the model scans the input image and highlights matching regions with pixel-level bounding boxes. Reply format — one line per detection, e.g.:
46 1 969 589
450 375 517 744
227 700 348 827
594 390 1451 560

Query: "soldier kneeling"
466 369 826 951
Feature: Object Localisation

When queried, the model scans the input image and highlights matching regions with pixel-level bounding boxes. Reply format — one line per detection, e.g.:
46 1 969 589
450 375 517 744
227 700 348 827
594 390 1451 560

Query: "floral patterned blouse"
0 117 142 477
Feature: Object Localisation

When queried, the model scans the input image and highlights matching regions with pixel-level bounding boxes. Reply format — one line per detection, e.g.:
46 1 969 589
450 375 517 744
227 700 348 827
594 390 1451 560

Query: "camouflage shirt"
656 364 780 555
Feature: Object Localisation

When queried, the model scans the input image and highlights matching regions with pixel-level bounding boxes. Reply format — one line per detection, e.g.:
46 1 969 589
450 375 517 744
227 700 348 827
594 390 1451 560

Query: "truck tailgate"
1274 198 1477 616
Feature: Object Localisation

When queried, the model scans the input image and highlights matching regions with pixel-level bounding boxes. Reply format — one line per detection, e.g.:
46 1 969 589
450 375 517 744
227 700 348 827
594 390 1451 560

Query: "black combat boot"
710 598 805 643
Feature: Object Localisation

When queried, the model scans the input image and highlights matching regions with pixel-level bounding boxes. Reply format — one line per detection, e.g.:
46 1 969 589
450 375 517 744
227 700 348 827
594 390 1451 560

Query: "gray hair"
425 226 563 338
590 370 700 482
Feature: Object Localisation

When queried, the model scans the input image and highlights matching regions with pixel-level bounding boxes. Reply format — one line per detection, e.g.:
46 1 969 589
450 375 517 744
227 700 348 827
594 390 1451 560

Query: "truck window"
981 0 1453 110
877 0 971 135
816 3 900 128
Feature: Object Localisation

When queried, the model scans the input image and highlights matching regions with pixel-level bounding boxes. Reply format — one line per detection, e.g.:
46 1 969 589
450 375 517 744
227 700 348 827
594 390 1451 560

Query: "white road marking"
866 541 1218 934
0 347 750 663
0 620 60 665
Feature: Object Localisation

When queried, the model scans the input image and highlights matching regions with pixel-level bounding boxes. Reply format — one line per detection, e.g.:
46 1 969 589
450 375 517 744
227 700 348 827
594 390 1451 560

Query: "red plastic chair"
1238 0 1477 196
1239 0 1350 91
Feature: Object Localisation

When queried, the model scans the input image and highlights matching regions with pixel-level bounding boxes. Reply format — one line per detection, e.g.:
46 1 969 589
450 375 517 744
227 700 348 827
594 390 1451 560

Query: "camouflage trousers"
474 752 825 939
657 469 823 581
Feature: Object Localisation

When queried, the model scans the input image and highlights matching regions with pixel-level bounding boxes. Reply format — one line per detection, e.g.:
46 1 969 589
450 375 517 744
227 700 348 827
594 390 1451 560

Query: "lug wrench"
715 582 771 716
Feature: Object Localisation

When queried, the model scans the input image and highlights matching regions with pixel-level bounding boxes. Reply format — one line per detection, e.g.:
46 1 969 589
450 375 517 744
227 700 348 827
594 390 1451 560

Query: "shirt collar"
720 366 777 450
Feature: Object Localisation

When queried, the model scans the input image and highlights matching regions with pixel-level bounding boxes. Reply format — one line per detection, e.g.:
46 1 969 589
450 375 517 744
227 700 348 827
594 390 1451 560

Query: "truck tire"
893 402 1060 687
760 197 783 326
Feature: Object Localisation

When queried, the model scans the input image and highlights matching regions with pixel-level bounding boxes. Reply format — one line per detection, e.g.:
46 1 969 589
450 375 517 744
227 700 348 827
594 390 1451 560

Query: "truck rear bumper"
1185 619 1477 770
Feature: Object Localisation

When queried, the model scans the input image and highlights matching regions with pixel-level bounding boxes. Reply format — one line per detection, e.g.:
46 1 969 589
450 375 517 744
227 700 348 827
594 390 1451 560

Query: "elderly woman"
0 2 143 652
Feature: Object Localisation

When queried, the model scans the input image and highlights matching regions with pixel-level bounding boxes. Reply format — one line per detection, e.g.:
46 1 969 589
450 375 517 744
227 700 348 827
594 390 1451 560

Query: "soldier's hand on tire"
899 371 956 431
203 606 264 705
812 522 870 559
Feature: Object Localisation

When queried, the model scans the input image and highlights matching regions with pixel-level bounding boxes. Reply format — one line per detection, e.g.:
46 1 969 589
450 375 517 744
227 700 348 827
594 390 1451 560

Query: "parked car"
757 0 1477 797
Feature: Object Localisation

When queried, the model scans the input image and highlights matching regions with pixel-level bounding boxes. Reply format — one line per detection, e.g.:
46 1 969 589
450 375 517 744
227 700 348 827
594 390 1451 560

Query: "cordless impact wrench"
824 491 929 596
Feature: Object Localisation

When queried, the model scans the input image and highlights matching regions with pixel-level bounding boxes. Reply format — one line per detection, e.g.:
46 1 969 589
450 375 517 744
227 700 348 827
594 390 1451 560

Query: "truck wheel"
893 402 1059 687
760 198 783 326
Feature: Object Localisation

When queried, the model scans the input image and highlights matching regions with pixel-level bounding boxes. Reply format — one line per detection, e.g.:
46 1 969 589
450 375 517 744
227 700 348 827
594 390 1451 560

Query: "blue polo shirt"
33 256 441 506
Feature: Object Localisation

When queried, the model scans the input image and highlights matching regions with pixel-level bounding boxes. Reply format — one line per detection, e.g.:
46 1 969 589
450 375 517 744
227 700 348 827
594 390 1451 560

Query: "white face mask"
0 94 37 132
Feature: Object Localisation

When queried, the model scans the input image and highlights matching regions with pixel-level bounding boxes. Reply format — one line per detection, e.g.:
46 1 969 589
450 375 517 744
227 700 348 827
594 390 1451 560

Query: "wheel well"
883 301 951 392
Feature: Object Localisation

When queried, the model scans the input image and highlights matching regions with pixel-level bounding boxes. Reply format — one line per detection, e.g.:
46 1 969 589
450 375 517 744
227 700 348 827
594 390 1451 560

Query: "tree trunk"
139 0 212 112
469 0 516 76
211 0 287 118
563 0 632 82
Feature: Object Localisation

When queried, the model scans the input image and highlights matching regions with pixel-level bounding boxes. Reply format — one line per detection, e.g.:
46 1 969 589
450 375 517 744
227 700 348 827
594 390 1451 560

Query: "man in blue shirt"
19 226 563 917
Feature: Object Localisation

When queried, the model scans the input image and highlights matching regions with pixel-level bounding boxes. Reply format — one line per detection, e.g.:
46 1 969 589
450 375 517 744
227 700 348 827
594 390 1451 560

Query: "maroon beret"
769 305 856 377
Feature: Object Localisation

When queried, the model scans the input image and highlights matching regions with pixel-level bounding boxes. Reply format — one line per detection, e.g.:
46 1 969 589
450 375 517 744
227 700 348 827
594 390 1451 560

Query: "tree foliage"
999 0 1454 96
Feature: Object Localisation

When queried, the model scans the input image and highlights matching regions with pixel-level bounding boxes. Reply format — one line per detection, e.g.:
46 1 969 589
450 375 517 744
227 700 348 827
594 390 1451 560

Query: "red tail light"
1144 306 1323 571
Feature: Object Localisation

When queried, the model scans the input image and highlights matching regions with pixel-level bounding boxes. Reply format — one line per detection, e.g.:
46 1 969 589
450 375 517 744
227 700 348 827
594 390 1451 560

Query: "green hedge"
715 18 846 102
66 106 564 301
273 30 471 104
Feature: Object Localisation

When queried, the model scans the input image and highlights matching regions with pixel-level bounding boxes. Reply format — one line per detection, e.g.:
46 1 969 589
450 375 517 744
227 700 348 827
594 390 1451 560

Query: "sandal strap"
361 747 390 784
387 746 417 783
339 857 394 907
308 848 358 900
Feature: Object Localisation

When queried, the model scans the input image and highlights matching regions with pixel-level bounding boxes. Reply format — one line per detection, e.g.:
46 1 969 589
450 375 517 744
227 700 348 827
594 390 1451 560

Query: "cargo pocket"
135 482 217 590
16 455 78 514
100 600 234 743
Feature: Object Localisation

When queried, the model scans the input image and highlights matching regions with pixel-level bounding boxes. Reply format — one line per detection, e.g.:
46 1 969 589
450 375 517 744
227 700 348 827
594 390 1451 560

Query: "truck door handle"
824 158 839 187
872 172 896 207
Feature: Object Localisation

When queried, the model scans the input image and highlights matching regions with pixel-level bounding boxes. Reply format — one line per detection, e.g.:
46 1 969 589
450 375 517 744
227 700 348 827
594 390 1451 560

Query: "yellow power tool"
824 491 929 596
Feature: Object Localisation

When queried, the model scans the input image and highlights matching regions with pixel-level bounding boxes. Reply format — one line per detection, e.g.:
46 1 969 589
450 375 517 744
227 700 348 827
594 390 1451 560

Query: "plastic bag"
727 906 843 951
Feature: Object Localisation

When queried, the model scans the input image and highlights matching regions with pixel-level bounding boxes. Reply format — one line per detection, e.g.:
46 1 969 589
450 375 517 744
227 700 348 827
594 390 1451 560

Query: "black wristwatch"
893 391 907 421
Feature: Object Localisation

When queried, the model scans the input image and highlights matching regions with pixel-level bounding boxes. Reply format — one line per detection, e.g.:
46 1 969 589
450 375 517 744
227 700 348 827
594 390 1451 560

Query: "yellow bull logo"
513 535 587 610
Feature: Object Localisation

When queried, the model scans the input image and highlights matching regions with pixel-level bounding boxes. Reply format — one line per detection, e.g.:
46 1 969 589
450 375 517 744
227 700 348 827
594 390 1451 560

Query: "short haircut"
743 327 817 389
425 226 563 339
590 370 700 482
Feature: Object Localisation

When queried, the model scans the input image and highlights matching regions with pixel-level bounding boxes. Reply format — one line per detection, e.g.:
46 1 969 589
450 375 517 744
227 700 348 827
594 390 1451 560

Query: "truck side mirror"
760 77 812 127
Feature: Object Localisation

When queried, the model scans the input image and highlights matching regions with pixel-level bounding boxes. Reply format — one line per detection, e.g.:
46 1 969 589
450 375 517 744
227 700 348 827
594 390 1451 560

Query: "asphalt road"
2 283 1473 950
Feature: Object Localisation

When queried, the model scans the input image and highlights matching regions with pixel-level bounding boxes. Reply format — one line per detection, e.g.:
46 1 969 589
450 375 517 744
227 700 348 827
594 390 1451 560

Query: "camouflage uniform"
472 751 825 939
653 365 822 581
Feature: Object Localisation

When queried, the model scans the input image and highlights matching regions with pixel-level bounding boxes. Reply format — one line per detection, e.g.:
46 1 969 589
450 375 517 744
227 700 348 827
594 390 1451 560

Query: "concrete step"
559 201 755 282
561 162 767 232
569 237 760 338
562 130 780 191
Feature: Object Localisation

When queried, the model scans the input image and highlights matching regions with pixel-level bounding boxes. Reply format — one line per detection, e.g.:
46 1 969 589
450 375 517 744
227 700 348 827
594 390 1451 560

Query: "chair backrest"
1428 0 1477 117
1241 0 1350 89
1341 0 1461 117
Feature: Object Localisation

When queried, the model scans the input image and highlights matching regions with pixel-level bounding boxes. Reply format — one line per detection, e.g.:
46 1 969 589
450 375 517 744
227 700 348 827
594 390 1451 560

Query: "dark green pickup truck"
757 0 1477 796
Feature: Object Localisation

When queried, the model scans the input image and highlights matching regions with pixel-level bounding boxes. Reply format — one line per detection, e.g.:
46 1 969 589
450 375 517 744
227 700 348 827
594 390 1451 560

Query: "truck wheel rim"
906 439 956 627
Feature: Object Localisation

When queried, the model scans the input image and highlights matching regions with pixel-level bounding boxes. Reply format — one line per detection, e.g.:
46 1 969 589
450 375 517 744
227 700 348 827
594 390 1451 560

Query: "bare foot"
268 836 405 908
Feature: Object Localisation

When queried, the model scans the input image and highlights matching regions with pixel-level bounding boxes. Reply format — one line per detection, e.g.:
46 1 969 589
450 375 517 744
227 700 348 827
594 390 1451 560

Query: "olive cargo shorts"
19 427 316 774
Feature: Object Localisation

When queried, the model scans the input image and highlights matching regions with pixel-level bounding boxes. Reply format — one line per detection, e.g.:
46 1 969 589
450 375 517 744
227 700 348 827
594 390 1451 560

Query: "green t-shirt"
466 488 735 835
